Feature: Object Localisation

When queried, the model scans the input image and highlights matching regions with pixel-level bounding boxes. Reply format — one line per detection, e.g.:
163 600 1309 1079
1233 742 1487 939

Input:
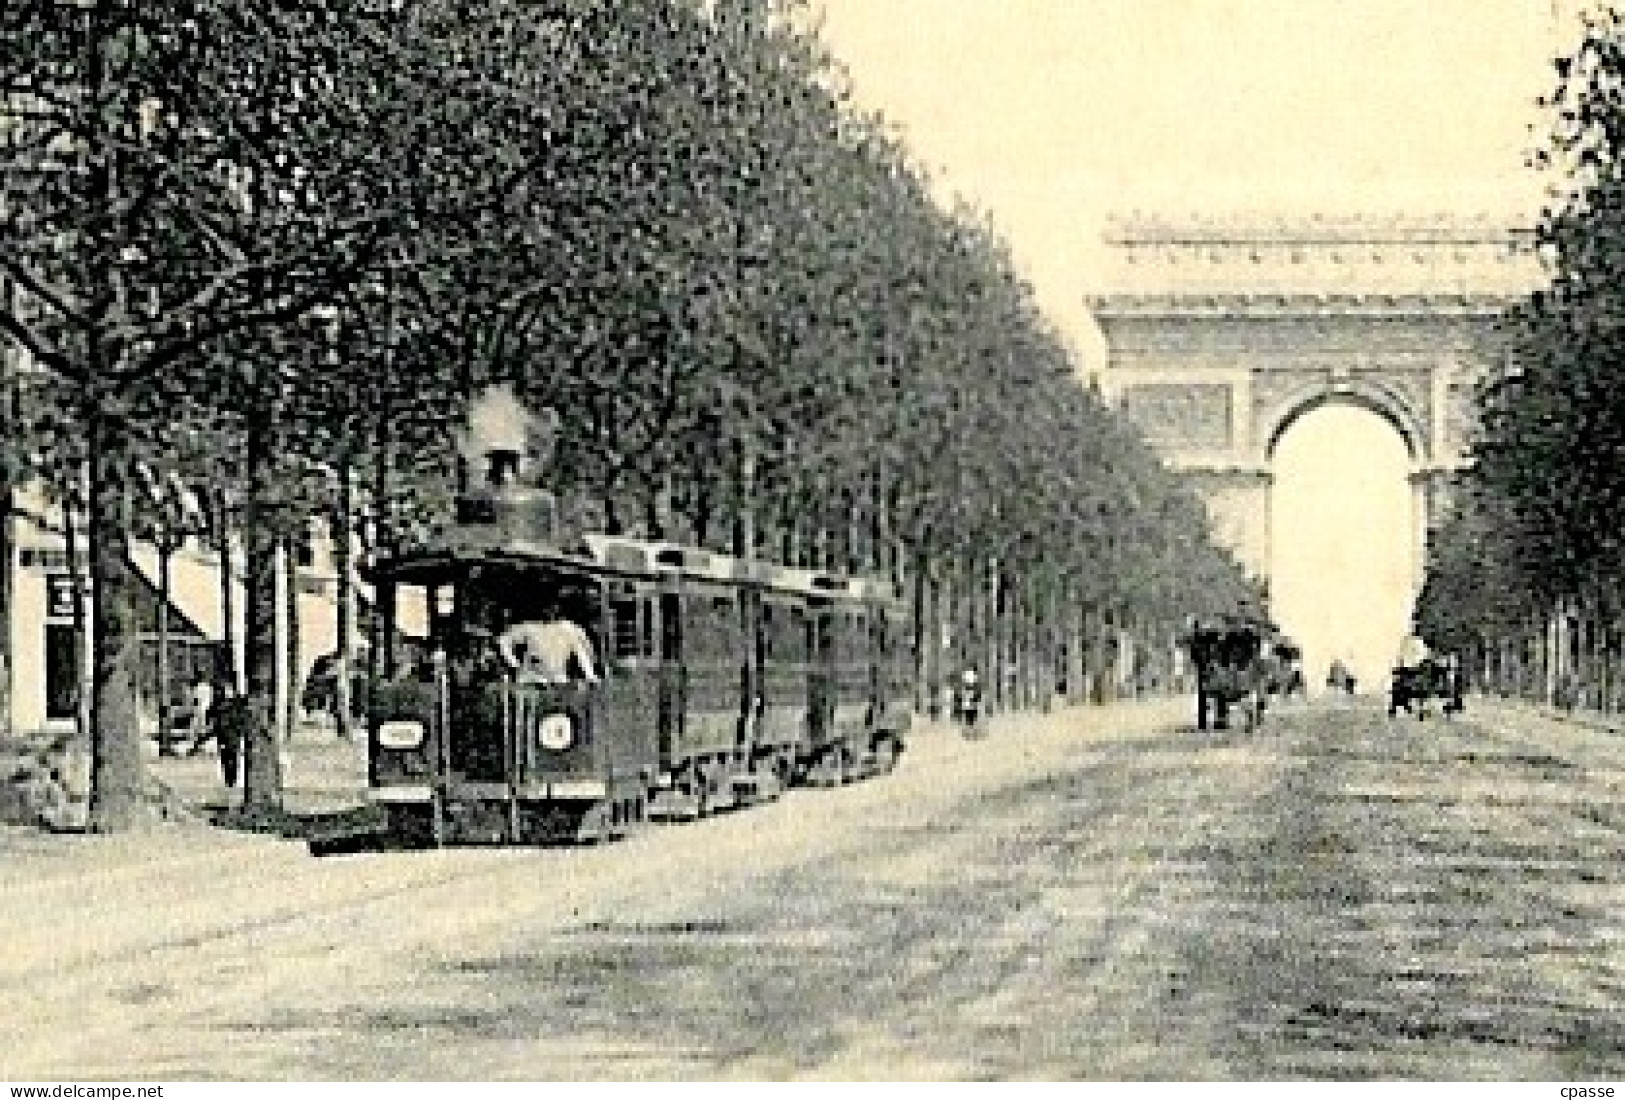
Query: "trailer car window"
610 599 641 659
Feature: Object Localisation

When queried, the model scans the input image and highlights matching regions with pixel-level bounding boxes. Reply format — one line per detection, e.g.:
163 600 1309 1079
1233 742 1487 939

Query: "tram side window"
827 612 850 664
789 607 809 662
842 612 869 667
682 598 708 662
812 611 835 659
661 594 681 661
879 609 909 680
765 602 808 663
701 596 732 661
610 598 641 660
682 593 738 662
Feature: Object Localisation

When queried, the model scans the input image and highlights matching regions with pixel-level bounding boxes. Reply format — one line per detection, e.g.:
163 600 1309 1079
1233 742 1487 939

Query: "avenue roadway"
3 695 1624 1080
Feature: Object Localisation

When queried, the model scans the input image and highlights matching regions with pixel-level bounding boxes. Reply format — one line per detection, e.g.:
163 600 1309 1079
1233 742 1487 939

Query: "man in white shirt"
184 675 217 755
497 612 600 685
1396 634 1430 669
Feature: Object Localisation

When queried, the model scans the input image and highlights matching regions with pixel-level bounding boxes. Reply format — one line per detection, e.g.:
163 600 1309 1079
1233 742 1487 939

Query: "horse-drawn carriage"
1269 640 1307 698
1185 615 1277 731
1388 654 1464 720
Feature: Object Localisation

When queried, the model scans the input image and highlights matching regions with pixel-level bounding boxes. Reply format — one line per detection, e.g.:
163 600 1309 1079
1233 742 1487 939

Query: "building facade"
2 486 354 739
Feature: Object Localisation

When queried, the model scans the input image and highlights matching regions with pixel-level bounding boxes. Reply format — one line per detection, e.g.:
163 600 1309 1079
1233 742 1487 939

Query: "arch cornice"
1088 292 1513 321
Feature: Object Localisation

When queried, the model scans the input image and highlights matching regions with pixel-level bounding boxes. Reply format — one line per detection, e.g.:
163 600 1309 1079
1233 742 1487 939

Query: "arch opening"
1264 387 1424 466
1268 402 1415 696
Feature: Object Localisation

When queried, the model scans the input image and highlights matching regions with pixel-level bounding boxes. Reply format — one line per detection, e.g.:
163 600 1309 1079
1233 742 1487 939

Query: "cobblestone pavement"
5 695 1625 1080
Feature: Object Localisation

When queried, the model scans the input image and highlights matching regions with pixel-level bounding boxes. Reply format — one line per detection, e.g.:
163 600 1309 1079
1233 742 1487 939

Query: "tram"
363 458 911 846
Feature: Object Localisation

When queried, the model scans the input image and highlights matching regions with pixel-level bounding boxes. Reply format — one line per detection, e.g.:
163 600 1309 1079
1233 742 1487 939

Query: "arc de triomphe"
1088 212 1543 595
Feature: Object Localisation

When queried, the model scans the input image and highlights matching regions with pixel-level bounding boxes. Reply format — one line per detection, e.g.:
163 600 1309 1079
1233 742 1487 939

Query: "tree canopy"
1418 7 1625 670
2 0 1257 827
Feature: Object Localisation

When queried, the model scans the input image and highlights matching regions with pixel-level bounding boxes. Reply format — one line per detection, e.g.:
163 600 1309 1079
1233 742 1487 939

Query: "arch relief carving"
1117 382 1234 450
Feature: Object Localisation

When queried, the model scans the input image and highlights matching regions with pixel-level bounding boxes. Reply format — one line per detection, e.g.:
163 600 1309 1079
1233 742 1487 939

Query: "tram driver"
496 599 601 686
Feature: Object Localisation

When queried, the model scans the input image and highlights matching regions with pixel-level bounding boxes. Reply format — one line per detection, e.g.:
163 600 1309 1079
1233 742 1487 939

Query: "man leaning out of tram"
497 600 601 686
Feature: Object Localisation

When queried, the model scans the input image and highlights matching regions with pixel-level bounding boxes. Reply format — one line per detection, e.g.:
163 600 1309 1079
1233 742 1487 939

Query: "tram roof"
375 530 905 603
583 534 737 584
586 535 906 603
369 538 652 583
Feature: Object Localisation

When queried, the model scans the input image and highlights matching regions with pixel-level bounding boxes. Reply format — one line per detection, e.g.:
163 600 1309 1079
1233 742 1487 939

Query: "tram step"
733 769 783 803
646 790 703 822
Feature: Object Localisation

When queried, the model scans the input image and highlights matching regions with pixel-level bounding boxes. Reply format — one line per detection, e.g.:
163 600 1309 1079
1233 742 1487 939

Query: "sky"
810 0 1559 362
808 0 1564 680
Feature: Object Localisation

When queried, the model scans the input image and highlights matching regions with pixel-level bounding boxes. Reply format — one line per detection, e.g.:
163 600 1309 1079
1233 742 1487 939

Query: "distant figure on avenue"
497 608 600 685
300 647 368 728
183 675 215 755
1326 658 1357 695
953 667 984 735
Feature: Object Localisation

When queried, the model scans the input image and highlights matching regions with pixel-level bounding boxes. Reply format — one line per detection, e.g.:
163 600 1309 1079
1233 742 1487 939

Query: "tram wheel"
385 804 438 849
694 769 713 819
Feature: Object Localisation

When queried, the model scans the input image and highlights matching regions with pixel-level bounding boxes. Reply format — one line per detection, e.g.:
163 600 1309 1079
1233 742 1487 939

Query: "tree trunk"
731 438 755 560
1602 622 1615 715
215 493 240 692
0 278 11 742
85 404 144 832
911 546 930 714
1040 582 1056 713
869 463 886 576
776 485 793 565
986 561 1002 715
0 481 10 742
334 465 354 740
848 485 865 574
645 468 671 542
156 538 173 754
1006 577 1024 710
63 474 89 745
241 417 285 819
692 471 712 550
284 535 301 741
963 554 980 680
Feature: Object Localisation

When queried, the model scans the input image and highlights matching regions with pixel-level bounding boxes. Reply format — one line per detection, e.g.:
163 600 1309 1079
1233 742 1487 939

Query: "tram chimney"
455 385 561 544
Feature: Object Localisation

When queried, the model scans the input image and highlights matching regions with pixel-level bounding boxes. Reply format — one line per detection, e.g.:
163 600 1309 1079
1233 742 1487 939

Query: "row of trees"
2 0 1258 832
1415 7 1625 704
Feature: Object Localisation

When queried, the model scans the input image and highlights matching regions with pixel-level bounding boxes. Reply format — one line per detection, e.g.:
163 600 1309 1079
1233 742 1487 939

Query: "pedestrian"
955 667 983 736
299 652 339 727
211 685 247 789
183 674 215 756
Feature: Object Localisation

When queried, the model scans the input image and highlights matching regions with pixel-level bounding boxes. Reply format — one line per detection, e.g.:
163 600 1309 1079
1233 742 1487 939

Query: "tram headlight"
537 713 574 752
377 719 426 750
